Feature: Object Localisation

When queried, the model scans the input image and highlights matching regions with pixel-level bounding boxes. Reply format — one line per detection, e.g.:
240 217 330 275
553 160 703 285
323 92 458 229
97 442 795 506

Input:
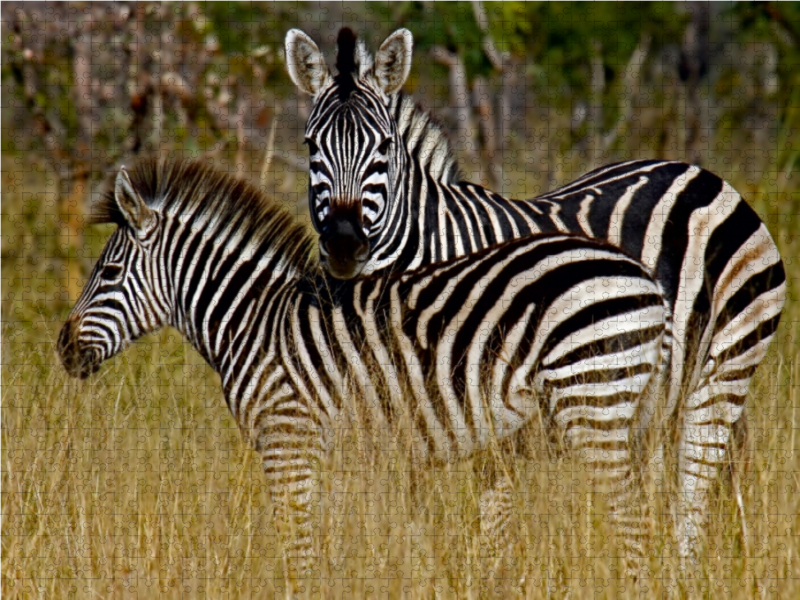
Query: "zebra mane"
334 27 374 103
91 158 315 272
395 93 462 184
334 27 359 101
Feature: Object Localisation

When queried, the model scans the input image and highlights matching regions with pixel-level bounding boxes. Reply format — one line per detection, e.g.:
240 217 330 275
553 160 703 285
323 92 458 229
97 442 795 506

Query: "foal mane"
90 158 315 272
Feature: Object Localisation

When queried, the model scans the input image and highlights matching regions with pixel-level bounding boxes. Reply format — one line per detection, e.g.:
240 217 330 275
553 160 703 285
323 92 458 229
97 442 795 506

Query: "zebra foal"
285 27 787 563
59 158 666 583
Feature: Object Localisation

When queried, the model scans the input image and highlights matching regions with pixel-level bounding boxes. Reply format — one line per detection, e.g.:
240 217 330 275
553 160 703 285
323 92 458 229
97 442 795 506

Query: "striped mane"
90 158 315 273
334 27 362 102
394 92 462 184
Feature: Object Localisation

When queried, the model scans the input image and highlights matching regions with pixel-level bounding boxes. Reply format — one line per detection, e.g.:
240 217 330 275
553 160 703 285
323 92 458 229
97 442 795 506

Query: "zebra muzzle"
57 318 102 379
319 213 370 279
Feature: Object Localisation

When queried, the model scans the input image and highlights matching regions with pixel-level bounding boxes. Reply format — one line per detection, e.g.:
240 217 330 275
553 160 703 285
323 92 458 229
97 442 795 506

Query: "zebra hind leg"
478 469 516 557
677 317 778 572
580 429 647 582
676 380 748 573
559 377 651 583
729 413 751 558
475 443 521 591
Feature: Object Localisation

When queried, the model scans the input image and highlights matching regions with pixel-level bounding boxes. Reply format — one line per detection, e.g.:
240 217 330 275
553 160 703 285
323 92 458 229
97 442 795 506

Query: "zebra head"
285 26 413 279
58 167 169 378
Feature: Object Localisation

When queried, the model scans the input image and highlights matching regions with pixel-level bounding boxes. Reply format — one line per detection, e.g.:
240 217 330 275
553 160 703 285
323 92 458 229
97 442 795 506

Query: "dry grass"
3 159 799 599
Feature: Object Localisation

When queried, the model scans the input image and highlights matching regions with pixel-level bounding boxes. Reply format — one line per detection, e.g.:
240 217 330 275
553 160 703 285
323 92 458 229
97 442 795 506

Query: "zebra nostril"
321 217 369 260
355 239 369 261
322 234 369 263
57 317 97 378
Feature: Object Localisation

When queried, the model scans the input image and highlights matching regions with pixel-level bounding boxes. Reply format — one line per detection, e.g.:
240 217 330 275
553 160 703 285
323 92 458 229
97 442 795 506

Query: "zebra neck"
373 94 517 272
168 224 306 380
392 93 459 186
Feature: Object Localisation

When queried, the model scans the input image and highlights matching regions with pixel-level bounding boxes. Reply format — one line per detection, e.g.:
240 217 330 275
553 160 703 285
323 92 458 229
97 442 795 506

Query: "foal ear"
374 28 413 94
285 28 331 96
115 167 154 231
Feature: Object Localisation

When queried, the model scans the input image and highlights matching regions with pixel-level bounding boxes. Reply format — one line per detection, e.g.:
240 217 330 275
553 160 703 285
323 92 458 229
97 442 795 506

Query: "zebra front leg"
476 447 517 559
257 420 325 592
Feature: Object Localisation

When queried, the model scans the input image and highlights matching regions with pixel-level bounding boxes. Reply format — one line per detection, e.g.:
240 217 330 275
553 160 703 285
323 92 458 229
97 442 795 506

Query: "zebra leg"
475 445 520 591
677 287 782 567
547 334 664 581
677 369 764 566
571 426 646 580
676 394 734 568
256 420 324 591
677 384 751 567
477 460 516 558
729 412 751 557
556 378 651 581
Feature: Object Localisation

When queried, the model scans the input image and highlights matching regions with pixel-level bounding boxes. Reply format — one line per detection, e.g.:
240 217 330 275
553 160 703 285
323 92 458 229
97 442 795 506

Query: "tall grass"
2 155 798 598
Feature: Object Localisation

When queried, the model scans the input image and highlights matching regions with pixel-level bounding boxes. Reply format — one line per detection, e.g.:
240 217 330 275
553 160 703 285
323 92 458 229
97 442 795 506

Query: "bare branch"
273 151 308 172
603 35 652 151
260 116 278 184
432 46 479 171
471 0 507 72
589 40 604 169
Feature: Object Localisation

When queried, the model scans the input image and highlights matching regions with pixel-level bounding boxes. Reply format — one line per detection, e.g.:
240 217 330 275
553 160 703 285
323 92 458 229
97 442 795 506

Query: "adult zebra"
59 158 666 583
285 27 787 562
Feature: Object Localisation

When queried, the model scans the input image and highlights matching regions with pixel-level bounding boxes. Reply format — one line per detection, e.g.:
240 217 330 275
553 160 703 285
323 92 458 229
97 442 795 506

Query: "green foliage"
384 2 489 77
725 2 800 102
384 2 684 88
203 2 306 56
2 1 798 202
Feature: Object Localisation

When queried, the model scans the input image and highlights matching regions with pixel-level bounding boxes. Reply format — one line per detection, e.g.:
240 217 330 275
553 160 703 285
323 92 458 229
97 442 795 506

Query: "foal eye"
305 139 320 155
101 264 124 281
376 139 392 155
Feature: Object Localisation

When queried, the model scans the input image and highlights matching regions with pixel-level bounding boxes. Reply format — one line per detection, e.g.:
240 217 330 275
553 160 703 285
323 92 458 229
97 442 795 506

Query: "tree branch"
603 34 651 151
471 0 507 72
432 46 479 167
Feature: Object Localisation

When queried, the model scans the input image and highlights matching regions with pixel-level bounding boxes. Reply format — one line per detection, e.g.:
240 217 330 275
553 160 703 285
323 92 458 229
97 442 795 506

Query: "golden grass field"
2 156 799 599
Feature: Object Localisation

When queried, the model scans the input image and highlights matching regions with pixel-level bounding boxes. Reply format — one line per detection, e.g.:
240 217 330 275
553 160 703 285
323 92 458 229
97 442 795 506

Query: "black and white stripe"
286 27 787 561
307 83 394 232
59 159 667 580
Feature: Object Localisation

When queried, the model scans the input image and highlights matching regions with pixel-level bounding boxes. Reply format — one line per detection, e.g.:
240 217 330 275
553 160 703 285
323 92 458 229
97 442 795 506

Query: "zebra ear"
115 167 154 232
285 28 331 96
374 28 413 94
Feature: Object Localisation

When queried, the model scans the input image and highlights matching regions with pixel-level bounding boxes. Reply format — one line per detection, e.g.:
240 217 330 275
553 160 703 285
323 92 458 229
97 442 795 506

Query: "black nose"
319 217 370 279
57 318 97 379
57 318 76 357
321 219 369 260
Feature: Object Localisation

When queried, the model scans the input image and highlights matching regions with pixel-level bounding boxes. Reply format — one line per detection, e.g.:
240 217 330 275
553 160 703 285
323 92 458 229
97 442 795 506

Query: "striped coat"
285 27 787 561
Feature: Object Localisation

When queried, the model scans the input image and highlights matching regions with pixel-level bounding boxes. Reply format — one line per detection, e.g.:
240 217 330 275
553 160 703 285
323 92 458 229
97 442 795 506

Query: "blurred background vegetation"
2 3 799 596
2 1 799 303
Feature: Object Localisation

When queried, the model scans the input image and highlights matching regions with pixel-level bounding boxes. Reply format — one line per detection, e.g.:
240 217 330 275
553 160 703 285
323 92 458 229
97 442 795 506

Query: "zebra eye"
100 264 124 281
376 139 392 156
305 139 319 156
